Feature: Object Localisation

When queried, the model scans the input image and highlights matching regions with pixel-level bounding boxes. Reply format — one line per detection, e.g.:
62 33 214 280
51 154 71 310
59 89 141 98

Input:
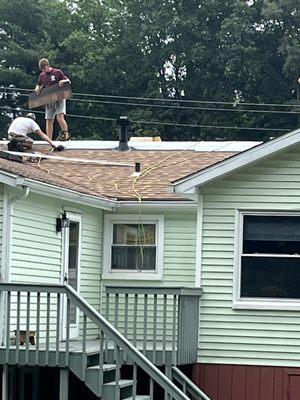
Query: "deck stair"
0 283 209 400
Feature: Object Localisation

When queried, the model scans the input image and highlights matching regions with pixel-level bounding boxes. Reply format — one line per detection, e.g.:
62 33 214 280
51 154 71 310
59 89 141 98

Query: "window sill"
233 298 300 311
102 271 163 281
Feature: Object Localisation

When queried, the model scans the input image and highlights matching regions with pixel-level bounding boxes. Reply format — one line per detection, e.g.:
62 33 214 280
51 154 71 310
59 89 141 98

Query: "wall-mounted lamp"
56 212 70 232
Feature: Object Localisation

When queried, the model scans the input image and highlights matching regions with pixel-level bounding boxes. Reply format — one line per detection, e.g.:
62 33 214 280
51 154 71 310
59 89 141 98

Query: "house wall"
0 184 4 282
199 147 300 367
192 363 300 400
101 209 197 342
6 189 103 340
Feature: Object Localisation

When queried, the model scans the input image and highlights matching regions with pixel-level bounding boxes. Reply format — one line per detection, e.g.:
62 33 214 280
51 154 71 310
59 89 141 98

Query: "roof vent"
117 116 131 151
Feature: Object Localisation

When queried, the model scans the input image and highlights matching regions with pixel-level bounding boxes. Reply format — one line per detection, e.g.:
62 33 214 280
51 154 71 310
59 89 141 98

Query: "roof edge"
0 170 116 210
171 127 300 193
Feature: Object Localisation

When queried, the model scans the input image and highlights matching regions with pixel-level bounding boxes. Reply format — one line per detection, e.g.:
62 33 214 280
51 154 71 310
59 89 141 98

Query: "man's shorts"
8 134 33 149
45 99 66 120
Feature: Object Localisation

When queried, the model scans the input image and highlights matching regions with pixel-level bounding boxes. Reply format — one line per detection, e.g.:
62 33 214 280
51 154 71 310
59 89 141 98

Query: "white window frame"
103 214 164 280
233 210 300 311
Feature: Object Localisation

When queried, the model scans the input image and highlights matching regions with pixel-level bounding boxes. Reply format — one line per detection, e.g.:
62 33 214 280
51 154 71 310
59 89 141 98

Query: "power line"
1 89 299 116
1 86 299 109
0 105 290 132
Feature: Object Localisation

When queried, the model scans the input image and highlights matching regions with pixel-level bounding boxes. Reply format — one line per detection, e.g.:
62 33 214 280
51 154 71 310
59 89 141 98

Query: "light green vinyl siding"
0 184 4 282
200 146 300 367
102 210 197 342
103 210 196 287
8 190 102 340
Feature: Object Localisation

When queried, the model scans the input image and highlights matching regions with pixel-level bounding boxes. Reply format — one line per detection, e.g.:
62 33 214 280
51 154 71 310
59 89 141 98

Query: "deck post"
59 368 69 400
2 365 8 400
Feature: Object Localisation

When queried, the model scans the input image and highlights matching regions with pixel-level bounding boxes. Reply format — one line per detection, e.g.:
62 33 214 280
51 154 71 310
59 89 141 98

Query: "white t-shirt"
8 117 40 137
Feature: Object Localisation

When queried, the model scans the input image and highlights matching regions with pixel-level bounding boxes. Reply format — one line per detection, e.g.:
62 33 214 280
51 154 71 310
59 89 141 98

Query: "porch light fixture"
56 212 70 232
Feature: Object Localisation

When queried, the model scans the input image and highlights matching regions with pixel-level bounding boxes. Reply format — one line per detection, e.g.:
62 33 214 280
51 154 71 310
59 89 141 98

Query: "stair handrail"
172 366 211 400
65 285 191 400
0 282 191 400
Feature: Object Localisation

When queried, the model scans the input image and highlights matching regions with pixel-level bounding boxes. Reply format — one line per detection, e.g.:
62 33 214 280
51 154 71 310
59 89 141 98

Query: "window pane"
111 246 156 270
244 215 300 241
243 216 300 254
113 224 155 245
241 256 300 298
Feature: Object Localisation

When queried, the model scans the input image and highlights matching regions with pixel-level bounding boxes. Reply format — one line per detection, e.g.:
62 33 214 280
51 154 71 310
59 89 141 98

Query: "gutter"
0 171 116 211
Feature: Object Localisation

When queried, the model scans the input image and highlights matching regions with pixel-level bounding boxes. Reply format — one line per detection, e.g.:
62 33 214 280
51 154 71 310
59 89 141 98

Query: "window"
103 214 164 280
234 212 300 310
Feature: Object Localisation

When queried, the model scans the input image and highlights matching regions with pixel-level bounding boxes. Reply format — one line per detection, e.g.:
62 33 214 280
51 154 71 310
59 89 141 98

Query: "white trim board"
0 170 116 210
172 127 300 193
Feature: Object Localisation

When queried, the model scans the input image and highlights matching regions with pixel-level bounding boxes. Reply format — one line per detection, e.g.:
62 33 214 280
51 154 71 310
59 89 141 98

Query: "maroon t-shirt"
37 68 68 88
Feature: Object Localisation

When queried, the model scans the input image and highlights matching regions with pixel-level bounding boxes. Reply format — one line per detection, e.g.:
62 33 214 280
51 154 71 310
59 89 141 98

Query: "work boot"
56 130 71 141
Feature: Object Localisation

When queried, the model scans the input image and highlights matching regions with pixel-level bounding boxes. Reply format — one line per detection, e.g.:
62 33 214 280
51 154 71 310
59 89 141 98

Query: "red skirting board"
192 363 300 400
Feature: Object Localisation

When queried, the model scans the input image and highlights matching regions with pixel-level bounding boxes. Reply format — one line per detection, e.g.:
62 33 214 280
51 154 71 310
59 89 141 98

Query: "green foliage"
0 0 299 140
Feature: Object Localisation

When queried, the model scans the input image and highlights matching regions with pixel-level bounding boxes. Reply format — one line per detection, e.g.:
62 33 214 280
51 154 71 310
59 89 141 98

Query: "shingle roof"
0 141 259 201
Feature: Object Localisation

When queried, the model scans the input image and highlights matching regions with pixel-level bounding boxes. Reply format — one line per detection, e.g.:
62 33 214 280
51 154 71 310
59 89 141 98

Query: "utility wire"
1 89 299 115
1 86 299 109
2 91 299 115
0 105 290 132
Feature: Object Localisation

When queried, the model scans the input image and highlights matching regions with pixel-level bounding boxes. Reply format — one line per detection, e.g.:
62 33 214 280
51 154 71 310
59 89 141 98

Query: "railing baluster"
182 380 187 394
65 297 70 366
132 362 137 400
150 377 154 400
15 291 21 364
124 293 129 362
56 293 61 365
98 329 104 396
124 293 129 337
114 293 119 359
143 294 148 355
35 292 40 365
82 314 87 380
115 345 121 400
45 292 50 365
133 293 138 347
25 291 30 365
105 292 109 361
153 294 157 364
162 294 167 364
172 295 177 365
5 291 11 364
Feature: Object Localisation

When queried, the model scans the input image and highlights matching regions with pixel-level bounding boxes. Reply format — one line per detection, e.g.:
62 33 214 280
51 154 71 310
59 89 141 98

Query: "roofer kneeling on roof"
7 113 64 152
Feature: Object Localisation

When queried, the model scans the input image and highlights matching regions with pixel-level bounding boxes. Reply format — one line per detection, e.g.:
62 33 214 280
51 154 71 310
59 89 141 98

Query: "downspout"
0 185 30 345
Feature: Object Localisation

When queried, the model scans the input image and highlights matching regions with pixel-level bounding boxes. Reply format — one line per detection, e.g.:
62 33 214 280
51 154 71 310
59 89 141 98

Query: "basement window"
103 214 164 280
234 212 300 310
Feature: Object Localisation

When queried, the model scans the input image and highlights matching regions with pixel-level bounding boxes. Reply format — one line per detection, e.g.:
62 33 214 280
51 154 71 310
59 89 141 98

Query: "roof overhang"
0 170 116 210
171 127 300 194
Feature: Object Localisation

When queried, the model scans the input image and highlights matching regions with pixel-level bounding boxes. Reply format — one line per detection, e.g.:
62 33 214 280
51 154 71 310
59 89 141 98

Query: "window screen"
111 224 156 270
241 215 300 299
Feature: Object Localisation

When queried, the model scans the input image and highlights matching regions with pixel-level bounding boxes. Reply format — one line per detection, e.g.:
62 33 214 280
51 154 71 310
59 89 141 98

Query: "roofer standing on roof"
7 113 64 152
34 58 71 141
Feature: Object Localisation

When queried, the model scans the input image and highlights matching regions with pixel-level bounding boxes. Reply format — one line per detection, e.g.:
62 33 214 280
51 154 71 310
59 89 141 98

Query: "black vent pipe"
117 116 131 151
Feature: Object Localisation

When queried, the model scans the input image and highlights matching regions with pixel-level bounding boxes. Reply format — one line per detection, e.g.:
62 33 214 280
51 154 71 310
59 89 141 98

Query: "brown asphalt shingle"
0 147 236 200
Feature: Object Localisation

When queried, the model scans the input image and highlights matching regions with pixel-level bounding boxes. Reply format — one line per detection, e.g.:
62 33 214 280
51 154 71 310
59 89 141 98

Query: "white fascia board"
0 170 20 187
0 170 116 210
172 127 300 193
23 179 116 210
117 200 197 210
